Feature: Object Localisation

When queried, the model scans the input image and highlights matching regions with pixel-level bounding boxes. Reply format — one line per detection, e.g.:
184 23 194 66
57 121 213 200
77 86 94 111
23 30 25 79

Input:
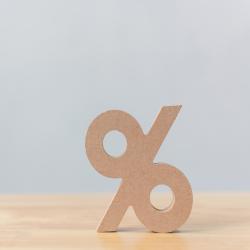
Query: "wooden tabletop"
0 193 249 249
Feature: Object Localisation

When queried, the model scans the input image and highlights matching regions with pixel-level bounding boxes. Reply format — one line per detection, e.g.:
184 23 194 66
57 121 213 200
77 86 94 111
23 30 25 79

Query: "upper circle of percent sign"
85 106 193 233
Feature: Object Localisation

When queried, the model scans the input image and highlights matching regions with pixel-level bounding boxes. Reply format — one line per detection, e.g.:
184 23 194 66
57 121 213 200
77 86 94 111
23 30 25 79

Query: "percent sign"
85 106 193 233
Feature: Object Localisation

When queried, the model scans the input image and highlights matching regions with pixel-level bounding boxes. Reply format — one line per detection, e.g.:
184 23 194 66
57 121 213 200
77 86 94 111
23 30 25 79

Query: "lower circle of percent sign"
85 106 193 233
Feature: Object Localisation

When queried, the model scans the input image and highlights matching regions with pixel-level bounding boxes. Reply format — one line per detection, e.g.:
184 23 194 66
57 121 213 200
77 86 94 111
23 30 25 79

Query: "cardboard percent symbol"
85 106 193 233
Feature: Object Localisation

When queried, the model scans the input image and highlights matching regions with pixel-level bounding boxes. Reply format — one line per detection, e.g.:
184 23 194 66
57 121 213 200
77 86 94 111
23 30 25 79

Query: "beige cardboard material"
85 106 193 233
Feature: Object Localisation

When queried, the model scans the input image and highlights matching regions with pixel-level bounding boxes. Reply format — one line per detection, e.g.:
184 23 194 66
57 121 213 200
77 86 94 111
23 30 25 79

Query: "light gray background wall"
1 0 250 193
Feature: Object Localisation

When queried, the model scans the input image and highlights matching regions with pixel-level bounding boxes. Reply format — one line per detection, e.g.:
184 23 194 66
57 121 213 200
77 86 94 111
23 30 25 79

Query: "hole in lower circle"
150 185 174 211
103 130 127 157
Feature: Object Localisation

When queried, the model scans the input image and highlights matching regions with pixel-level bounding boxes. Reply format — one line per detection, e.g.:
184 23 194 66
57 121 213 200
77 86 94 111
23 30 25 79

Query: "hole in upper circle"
150 185 174 211
103 130 127 157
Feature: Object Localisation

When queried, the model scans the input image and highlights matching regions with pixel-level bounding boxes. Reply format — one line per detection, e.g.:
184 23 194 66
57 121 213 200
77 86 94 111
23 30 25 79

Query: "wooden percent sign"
85 106 193 233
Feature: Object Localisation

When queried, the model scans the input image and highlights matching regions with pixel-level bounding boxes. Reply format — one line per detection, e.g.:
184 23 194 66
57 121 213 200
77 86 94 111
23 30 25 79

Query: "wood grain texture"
0 193 249 249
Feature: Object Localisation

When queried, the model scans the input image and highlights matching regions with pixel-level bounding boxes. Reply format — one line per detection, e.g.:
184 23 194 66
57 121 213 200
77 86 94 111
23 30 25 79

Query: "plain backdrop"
1 0 250 193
